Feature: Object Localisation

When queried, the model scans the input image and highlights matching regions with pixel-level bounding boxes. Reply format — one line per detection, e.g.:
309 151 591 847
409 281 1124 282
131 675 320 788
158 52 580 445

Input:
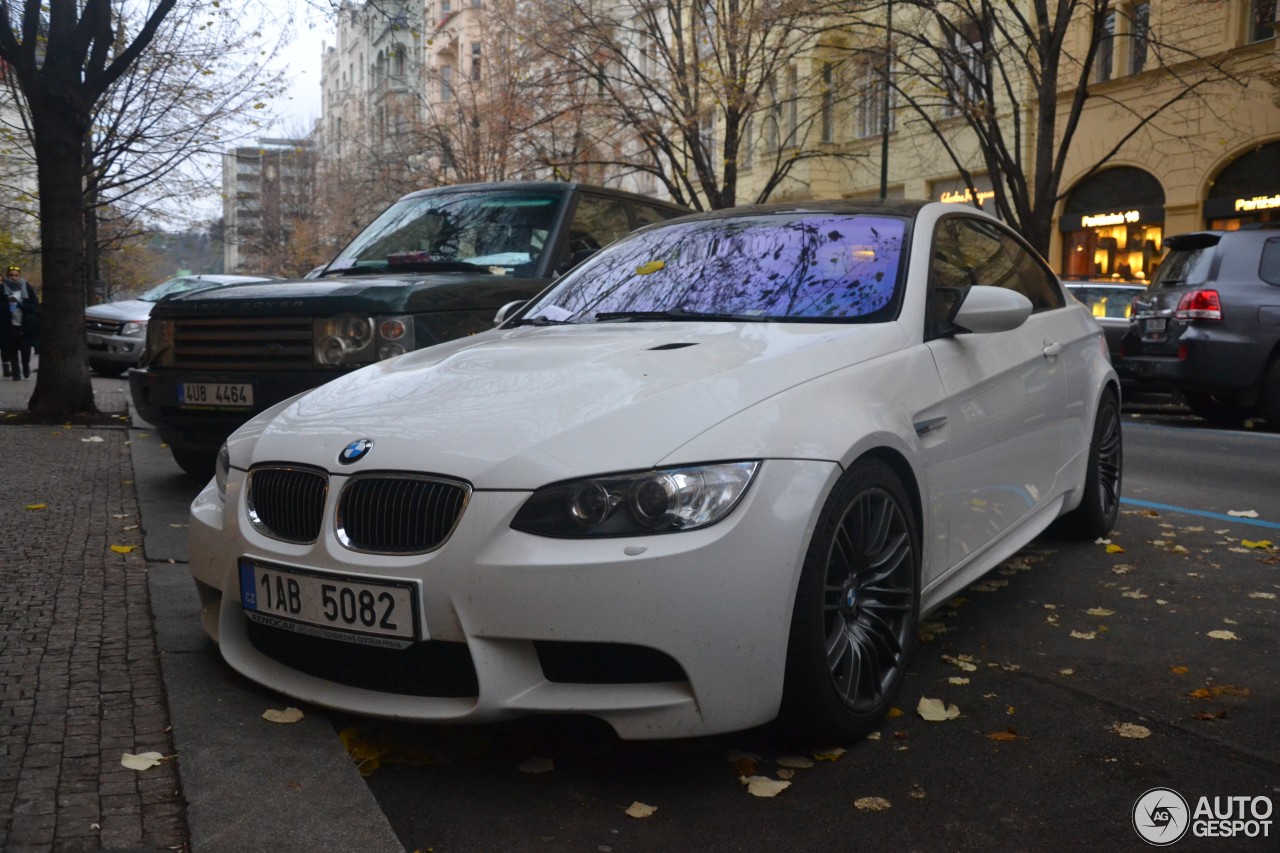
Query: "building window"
943 21 985 117
855 57 893 139
1095 11 1116 82
1128 3 1150 74
820 62 835 144
765 79 780 152
471 43 482 81
1250 0 1277 41
441 65 453 101
786 65 798 148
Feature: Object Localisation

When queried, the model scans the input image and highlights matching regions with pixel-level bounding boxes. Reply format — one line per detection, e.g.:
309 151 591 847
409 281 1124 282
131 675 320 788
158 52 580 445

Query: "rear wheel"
780 458 919 744
1058 390 1122 539
1260 360 1280 432
89 360 128 378
1182 391 1244 426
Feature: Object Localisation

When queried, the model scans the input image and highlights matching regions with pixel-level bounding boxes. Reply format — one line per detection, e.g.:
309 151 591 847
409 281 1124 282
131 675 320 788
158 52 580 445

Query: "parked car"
1118 225 1280 426
1063 281 1147 381
130 182 690 478
85 275 276 377
187 200 1120 742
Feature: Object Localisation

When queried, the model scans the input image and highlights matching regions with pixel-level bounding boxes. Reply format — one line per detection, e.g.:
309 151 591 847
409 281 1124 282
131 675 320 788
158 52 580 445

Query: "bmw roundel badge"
339 438 374 465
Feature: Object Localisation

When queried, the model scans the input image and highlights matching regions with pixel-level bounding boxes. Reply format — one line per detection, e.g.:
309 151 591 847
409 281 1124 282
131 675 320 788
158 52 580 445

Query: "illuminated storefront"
1203 141 1280 230
932 174 998 214
1060 167 1165 282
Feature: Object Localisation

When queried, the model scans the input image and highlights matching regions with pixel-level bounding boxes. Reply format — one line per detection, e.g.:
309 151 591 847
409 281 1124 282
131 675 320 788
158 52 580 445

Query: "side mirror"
494 300 527 326
951 286 1033 334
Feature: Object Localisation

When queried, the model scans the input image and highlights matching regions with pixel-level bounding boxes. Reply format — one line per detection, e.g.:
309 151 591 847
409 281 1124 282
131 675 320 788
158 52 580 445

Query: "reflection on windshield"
527 214 906 323
327 191 563 276
139 278 198 302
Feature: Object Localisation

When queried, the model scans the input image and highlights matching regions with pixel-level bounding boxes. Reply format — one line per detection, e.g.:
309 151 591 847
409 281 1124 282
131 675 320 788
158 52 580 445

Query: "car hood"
85 299 153 323
158 271 543 316
240 322 908 488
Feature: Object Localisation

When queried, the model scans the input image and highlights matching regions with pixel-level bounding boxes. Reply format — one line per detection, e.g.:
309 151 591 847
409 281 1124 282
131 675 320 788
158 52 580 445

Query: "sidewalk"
0 363 184 851
1 360 403 853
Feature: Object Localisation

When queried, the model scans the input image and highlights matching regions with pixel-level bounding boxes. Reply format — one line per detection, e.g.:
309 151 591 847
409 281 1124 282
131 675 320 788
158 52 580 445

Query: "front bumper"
189 458 841 739
86 332 144 366
130 367 345 453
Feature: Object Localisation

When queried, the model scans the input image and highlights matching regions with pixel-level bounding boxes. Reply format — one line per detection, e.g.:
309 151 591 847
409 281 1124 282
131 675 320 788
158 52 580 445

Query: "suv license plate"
179 382 254 408
238 559 421 647
1141 317 1167 338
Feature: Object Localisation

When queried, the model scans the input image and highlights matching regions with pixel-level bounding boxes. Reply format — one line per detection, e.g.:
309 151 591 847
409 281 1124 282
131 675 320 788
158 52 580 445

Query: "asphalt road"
130 384 1280 852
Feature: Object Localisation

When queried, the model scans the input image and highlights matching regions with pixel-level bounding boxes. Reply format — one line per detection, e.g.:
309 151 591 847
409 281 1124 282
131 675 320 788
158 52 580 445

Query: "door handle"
1042 341 1063 358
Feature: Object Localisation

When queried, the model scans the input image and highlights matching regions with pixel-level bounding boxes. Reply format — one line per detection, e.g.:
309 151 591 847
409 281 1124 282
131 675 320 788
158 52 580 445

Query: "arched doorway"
1059 167 1165 282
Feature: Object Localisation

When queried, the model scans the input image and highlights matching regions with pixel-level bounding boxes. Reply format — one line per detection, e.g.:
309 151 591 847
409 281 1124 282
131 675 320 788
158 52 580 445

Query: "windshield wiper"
509 316 572 327
594 308 771 322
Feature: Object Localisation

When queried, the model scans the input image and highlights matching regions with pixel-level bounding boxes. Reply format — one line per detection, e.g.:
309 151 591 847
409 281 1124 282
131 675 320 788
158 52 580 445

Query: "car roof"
399 181 691 211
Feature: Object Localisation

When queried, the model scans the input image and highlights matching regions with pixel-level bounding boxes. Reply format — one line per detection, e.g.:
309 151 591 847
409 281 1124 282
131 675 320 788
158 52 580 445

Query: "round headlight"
569 483 614 527
316 335 348 365
378 342 407 361
344 317 373 347
631 476 677 526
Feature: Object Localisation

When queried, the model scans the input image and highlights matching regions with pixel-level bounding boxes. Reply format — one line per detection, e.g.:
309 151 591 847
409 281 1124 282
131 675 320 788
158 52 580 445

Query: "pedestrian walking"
2 265 38 380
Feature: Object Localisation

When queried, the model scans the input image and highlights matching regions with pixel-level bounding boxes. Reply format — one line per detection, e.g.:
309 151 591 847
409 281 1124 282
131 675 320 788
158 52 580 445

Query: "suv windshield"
326 190 565 276
138 277 215 302
523 213 906 324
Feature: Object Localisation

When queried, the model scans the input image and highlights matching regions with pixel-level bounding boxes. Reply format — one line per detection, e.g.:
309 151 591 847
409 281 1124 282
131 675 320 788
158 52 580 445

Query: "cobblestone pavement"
1 363 187 852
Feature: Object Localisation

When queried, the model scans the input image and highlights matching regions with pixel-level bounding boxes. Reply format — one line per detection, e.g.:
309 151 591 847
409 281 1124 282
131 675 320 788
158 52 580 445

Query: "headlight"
511 461 759 537
120 320 147 337
314 315 414 367
145 319 174 367
215 443 231 500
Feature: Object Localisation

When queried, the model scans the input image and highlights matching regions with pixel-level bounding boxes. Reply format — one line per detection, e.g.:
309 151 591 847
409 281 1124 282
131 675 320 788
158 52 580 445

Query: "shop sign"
940 188 996 205
1080 210 1141 227
1235 194 1280 212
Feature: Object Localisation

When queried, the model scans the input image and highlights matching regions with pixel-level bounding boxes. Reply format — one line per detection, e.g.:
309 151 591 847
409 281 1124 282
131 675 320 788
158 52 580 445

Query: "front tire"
1181 391 1244 426
89 360 128 378
780 458 920 744
1058 390 1122 539
171 446 215 482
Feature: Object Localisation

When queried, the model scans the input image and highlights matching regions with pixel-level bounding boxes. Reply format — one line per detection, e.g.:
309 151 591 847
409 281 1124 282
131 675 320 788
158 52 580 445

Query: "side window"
1260 237 1280 286
632 202 683 228
928 217 1064 338
568 195 632 255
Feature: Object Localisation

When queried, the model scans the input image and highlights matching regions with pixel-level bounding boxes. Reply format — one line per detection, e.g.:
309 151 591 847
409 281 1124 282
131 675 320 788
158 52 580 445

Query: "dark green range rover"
130 181 689 477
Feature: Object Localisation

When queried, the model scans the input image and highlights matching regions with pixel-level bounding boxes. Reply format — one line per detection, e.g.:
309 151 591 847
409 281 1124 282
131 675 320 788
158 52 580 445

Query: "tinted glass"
931 217 1064 311
328 191 564 276
1260 237 1280 286
525 214 906 323
1151 247 1215 287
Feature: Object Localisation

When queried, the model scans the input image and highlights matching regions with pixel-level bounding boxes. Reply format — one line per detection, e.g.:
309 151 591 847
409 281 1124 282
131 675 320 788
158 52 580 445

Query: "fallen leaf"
1170 665 1189 675
1111 722 1151 739
1207 630 1240 641
812 747 846 761
1058 668 1075 677
81 436 104 443
1192 709 1228 721
110 544 135 554
1171 545 1189 554
1187 687 1212 699
1208 685 1250 698
1228 509 1260 518
733 756 758 776
942 655 978 672
865 732 881 741
121 751 167 770
853 796 891 811
987 729 1023 742
24 503 47 511
1043 603 1058 610
886 707 904 719
947 677 970 685
1121 590 1148 600
625 801 657 818
1111 565 1134 574
741 775 790 797
634 259 666 275
1070 630 1097 640
1105 544 1126 554
1248 591 1277 600
518 757 554 774
917 696 960 721
123 524 139 531
1242 539 1273 549
777 755 815 769
1086 607 1115 617
776 768 795 780
909 787 927 799
262 707 303 724
1138 509 1160 517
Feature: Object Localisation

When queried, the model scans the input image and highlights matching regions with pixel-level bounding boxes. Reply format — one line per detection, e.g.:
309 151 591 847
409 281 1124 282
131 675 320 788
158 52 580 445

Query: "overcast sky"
266 3 332 135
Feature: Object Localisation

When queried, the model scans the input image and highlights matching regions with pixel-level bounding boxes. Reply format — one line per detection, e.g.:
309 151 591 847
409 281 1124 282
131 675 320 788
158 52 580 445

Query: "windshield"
523 213 906 323
1151 247 1215 287
326 190 565 276
138 277 212 303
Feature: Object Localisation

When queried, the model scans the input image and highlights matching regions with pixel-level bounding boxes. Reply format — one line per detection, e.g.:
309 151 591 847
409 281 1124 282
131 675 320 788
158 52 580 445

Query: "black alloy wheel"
781 458 919 743
1058 389 1122 539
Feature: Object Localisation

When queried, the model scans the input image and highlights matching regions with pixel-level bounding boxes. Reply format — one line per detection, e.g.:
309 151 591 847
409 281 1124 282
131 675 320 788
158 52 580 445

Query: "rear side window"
1152 246 1215 287
1261 238 1280 286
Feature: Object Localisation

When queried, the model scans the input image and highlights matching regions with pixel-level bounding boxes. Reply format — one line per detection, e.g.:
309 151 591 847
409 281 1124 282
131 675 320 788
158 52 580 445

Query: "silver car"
85 275 275 376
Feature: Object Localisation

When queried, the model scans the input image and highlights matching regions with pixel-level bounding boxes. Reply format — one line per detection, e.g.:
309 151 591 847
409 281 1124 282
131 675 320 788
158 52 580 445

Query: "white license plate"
1142 317 1167 337
238 559 421 647
179 382 254 408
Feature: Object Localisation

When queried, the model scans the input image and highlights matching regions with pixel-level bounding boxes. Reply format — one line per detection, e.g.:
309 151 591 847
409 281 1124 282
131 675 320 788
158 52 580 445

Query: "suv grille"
337 475 470 554
172 316 313 369
246 466 328 543
85 317 123 335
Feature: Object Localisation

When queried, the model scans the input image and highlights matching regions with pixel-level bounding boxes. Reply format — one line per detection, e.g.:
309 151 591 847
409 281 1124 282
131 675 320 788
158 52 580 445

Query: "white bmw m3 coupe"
189 200 1121 742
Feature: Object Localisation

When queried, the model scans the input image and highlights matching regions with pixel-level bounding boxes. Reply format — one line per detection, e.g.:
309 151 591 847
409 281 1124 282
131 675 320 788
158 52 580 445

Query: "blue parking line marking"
1120 498 1280 531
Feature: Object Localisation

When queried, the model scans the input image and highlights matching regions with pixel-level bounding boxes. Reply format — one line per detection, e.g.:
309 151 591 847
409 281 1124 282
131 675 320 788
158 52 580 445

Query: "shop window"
1063 225 1163 282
